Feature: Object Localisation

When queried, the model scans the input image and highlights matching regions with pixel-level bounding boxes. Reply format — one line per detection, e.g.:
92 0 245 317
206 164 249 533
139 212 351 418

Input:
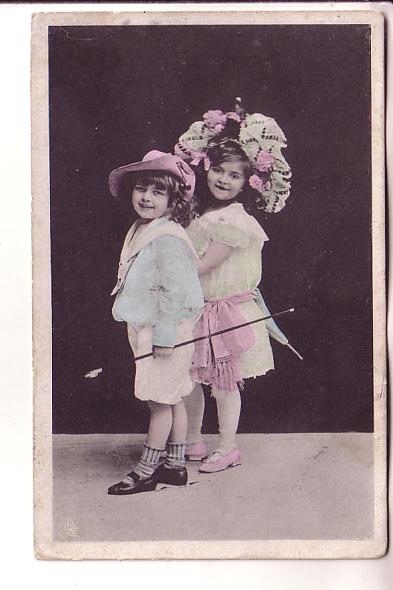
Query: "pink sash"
190 291 255 392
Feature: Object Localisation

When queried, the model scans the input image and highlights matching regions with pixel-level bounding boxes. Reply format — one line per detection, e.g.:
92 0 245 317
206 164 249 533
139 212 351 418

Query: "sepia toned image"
32 8 386 559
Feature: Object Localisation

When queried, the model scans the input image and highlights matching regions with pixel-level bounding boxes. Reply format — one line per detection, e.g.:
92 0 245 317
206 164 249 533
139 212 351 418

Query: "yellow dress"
187 203 274 384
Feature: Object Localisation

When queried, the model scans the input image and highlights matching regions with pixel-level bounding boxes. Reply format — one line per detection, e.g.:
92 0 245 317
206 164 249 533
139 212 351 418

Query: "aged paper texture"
32 7 386 560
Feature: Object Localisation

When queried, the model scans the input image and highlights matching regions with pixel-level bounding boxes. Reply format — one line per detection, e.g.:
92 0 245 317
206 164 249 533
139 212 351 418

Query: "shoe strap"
123 472 139 483
205 451 225 463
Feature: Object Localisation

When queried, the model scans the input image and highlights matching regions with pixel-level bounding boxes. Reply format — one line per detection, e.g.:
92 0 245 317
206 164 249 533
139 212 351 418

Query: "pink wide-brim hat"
108 150 195 200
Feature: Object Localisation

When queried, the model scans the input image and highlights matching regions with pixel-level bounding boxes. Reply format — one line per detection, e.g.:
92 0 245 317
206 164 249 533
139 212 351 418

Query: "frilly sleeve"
205 218 250 249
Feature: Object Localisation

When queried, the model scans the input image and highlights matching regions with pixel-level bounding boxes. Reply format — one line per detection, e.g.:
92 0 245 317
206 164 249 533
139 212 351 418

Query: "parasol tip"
286 342 303 361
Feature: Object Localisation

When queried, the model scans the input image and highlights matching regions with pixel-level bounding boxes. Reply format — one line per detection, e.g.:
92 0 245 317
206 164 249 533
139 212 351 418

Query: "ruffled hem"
127 318 196 405
208 368 274 398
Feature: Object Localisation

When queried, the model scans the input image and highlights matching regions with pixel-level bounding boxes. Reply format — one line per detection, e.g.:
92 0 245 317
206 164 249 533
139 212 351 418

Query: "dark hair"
211 116 242 144
118 171 191 227
208 141 252 175
193 140 256 216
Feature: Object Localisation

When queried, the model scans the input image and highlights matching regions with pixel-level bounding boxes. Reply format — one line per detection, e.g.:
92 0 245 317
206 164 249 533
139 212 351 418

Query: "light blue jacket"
112 219 204 347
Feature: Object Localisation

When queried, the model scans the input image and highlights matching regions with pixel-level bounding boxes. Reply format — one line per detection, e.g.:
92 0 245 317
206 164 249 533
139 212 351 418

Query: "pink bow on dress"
190 291 256 392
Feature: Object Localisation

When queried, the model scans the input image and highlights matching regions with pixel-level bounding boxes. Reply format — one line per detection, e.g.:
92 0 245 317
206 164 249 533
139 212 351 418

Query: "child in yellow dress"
175 102 291 473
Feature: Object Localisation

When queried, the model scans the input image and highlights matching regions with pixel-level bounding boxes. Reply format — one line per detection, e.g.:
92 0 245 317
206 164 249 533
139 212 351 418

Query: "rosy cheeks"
131 184 170 221
207 163 246 201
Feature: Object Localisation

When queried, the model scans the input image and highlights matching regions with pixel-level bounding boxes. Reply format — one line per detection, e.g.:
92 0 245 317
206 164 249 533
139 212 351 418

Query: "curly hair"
118 172 192 228
193 140 260 217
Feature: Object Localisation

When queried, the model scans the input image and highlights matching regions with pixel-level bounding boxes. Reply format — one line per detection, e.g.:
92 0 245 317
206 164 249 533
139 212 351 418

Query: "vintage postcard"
32 7 387 560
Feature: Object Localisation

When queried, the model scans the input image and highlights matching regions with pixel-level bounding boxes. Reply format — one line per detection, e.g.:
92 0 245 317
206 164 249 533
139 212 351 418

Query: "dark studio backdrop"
49 24 372 434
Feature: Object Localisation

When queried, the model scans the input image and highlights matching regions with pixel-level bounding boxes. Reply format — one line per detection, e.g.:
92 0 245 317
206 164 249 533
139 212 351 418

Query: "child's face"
131 182 170 222
207 160 247 202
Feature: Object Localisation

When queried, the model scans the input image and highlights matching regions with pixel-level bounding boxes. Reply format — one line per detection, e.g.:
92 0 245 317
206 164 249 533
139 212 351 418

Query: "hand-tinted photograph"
32 9 386 560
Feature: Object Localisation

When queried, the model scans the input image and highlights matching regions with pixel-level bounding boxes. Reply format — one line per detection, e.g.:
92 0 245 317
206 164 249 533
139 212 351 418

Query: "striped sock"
165 442 186 469
133 444 162 479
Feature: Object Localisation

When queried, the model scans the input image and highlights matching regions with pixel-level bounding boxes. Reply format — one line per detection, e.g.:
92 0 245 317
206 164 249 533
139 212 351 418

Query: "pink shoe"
199 448 241 473
185 441 207 461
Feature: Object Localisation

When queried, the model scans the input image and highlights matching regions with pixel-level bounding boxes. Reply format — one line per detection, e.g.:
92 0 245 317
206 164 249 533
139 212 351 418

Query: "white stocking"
214 388 241 453
183 383 205 444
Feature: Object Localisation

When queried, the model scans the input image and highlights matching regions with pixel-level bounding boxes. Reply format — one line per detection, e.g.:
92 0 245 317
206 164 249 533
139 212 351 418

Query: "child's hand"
152 345 174 359
197 241 233 275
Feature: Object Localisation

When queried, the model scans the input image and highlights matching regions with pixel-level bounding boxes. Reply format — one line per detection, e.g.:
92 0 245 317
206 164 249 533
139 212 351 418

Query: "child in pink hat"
107 151 204 495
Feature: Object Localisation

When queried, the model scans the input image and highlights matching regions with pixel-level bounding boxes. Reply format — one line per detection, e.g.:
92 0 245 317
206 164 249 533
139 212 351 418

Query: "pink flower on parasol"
256 150 274 172
203 110 227 130
226 111 242 123
249 174 265 192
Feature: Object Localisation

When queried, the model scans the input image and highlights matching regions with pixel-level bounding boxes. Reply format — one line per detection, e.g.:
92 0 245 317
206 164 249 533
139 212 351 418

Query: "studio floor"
52 432 373 543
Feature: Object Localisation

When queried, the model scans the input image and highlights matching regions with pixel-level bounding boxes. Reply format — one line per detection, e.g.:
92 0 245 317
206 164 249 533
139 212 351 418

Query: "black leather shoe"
155 464 188 486
107 471 158 495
